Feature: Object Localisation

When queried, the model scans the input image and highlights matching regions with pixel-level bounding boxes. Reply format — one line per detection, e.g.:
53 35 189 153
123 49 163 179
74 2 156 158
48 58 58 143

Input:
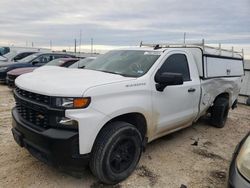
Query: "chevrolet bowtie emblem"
37 114 44 119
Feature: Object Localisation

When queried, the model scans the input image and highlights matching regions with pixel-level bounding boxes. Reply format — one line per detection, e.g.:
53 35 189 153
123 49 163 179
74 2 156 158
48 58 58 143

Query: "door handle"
188 88 196 92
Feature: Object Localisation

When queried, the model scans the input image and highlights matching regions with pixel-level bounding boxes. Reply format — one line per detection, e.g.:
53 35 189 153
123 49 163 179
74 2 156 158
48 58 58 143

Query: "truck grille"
14 87 63 130
15 87 51 105
16 103 49 129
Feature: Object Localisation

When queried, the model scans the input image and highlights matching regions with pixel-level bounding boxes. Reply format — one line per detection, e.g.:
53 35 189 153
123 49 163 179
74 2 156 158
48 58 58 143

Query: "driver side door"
152 51 200 134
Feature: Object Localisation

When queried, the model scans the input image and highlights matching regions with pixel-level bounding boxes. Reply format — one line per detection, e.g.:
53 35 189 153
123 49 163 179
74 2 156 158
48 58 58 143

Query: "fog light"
56 117 78 129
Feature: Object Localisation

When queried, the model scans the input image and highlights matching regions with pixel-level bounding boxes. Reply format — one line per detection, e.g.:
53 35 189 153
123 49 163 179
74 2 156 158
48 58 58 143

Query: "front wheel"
90 121 142 184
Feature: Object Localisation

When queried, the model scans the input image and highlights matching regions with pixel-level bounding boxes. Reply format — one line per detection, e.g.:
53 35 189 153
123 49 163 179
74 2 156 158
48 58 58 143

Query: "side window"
50 55 56 60
159 54 191 81
35 55 52 64
14 52 32 61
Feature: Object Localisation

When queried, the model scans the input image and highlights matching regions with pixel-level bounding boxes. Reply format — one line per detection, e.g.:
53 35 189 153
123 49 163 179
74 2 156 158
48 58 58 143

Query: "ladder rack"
139 39 244 59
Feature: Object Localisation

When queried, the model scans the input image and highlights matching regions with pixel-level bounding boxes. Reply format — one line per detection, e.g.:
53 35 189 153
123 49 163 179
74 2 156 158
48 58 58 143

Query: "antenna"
79 29 82 53
74 39 77 54
183 32 186 44
50 40 52 50
219 43 221 55
91 38 93 55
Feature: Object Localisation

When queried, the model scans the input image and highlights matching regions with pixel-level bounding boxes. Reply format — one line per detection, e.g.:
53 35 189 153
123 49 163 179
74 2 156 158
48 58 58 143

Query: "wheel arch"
90 112 148 154
207 92 231 113
97 112 148 139
214 92 230 102
107 112 147 138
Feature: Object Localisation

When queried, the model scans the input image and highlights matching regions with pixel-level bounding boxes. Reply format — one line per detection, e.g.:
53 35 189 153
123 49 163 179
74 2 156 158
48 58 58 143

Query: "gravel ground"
0 84 249 188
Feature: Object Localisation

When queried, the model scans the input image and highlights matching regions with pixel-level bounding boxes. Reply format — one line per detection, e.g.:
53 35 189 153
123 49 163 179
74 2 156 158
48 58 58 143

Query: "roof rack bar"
139 40 243 58
202 39 205 51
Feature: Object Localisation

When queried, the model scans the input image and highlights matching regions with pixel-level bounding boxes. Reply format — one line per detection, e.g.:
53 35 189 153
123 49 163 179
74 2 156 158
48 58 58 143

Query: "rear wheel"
246 97 250 106
90 121 142 184
210 97 229 128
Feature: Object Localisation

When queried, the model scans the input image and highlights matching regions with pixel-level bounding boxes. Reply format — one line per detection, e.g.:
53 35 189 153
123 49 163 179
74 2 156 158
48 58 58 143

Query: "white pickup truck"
11 43 244 184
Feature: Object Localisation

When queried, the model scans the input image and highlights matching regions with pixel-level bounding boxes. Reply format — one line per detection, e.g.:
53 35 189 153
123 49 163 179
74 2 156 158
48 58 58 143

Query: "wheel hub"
110 139 136 173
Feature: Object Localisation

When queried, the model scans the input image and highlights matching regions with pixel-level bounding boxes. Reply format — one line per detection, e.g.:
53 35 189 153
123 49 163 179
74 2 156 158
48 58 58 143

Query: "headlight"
0 67 7 71
54 97 91 109
236 135 250 181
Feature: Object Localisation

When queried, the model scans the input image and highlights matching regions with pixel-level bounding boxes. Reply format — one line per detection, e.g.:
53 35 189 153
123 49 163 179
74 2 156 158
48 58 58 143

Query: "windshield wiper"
99 70 132 77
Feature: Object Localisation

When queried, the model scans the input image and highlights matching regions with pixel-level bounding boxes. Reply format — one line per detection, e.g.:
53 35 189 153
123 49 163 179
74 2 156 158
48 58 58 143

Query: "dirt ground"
0 84 249 188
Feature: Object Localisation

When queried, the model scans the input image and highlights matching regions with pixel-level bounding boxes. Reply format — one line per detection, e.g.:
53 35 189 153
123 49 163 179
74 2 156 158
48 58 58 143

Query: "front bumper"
6 75 15 88
12 108 90 171
0 71 7 83
228 133 250 188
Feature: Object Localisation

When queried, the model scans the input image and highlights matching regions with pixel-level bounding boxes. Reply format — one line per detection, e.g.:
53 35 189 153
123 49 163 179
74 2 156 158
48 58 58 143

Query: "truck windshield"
84 50 161 77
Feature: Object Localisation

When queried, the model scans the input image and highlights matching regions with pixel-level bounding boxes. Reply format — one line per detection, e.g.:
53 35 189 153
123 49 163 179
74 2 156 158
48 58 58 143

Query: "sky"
0 0 250 57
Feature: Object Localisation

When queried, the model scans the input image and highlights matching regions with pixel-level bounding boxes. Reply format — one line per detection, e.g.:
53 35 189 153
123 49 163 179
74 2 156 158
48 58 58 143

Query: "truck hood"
15 66 136 97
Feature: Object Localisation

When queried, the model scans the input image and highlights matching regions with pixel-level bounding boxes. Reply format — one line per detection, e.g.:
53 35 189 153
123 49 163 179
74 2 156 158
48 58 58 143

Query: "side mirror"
155 72 183 91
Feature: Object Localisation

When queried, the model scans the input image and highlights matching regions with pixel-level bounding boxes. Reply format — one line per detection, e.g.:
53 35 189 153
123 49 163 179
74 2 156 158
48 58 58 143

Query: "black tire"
90 121 142 184
210 97 229 128
247 97 250 106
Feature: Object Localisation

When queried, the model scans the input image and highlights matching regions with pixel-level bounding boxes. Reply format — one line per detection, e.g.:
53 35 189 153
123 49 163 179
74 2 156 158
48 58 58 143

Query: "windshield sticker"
137 70 144 74
144 51 162 56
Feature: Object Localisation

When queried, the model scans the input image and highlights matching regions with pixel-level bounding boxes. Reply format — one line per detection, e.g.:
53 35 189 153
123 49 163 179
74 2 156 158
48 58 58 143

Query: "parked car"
45 58 79 67
0 46 10 56
0 51 37 62
228 132 250 188
11 43 244 184
0 53 74 83
0 46 50 58
69 57 96 68
6 58 79 88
